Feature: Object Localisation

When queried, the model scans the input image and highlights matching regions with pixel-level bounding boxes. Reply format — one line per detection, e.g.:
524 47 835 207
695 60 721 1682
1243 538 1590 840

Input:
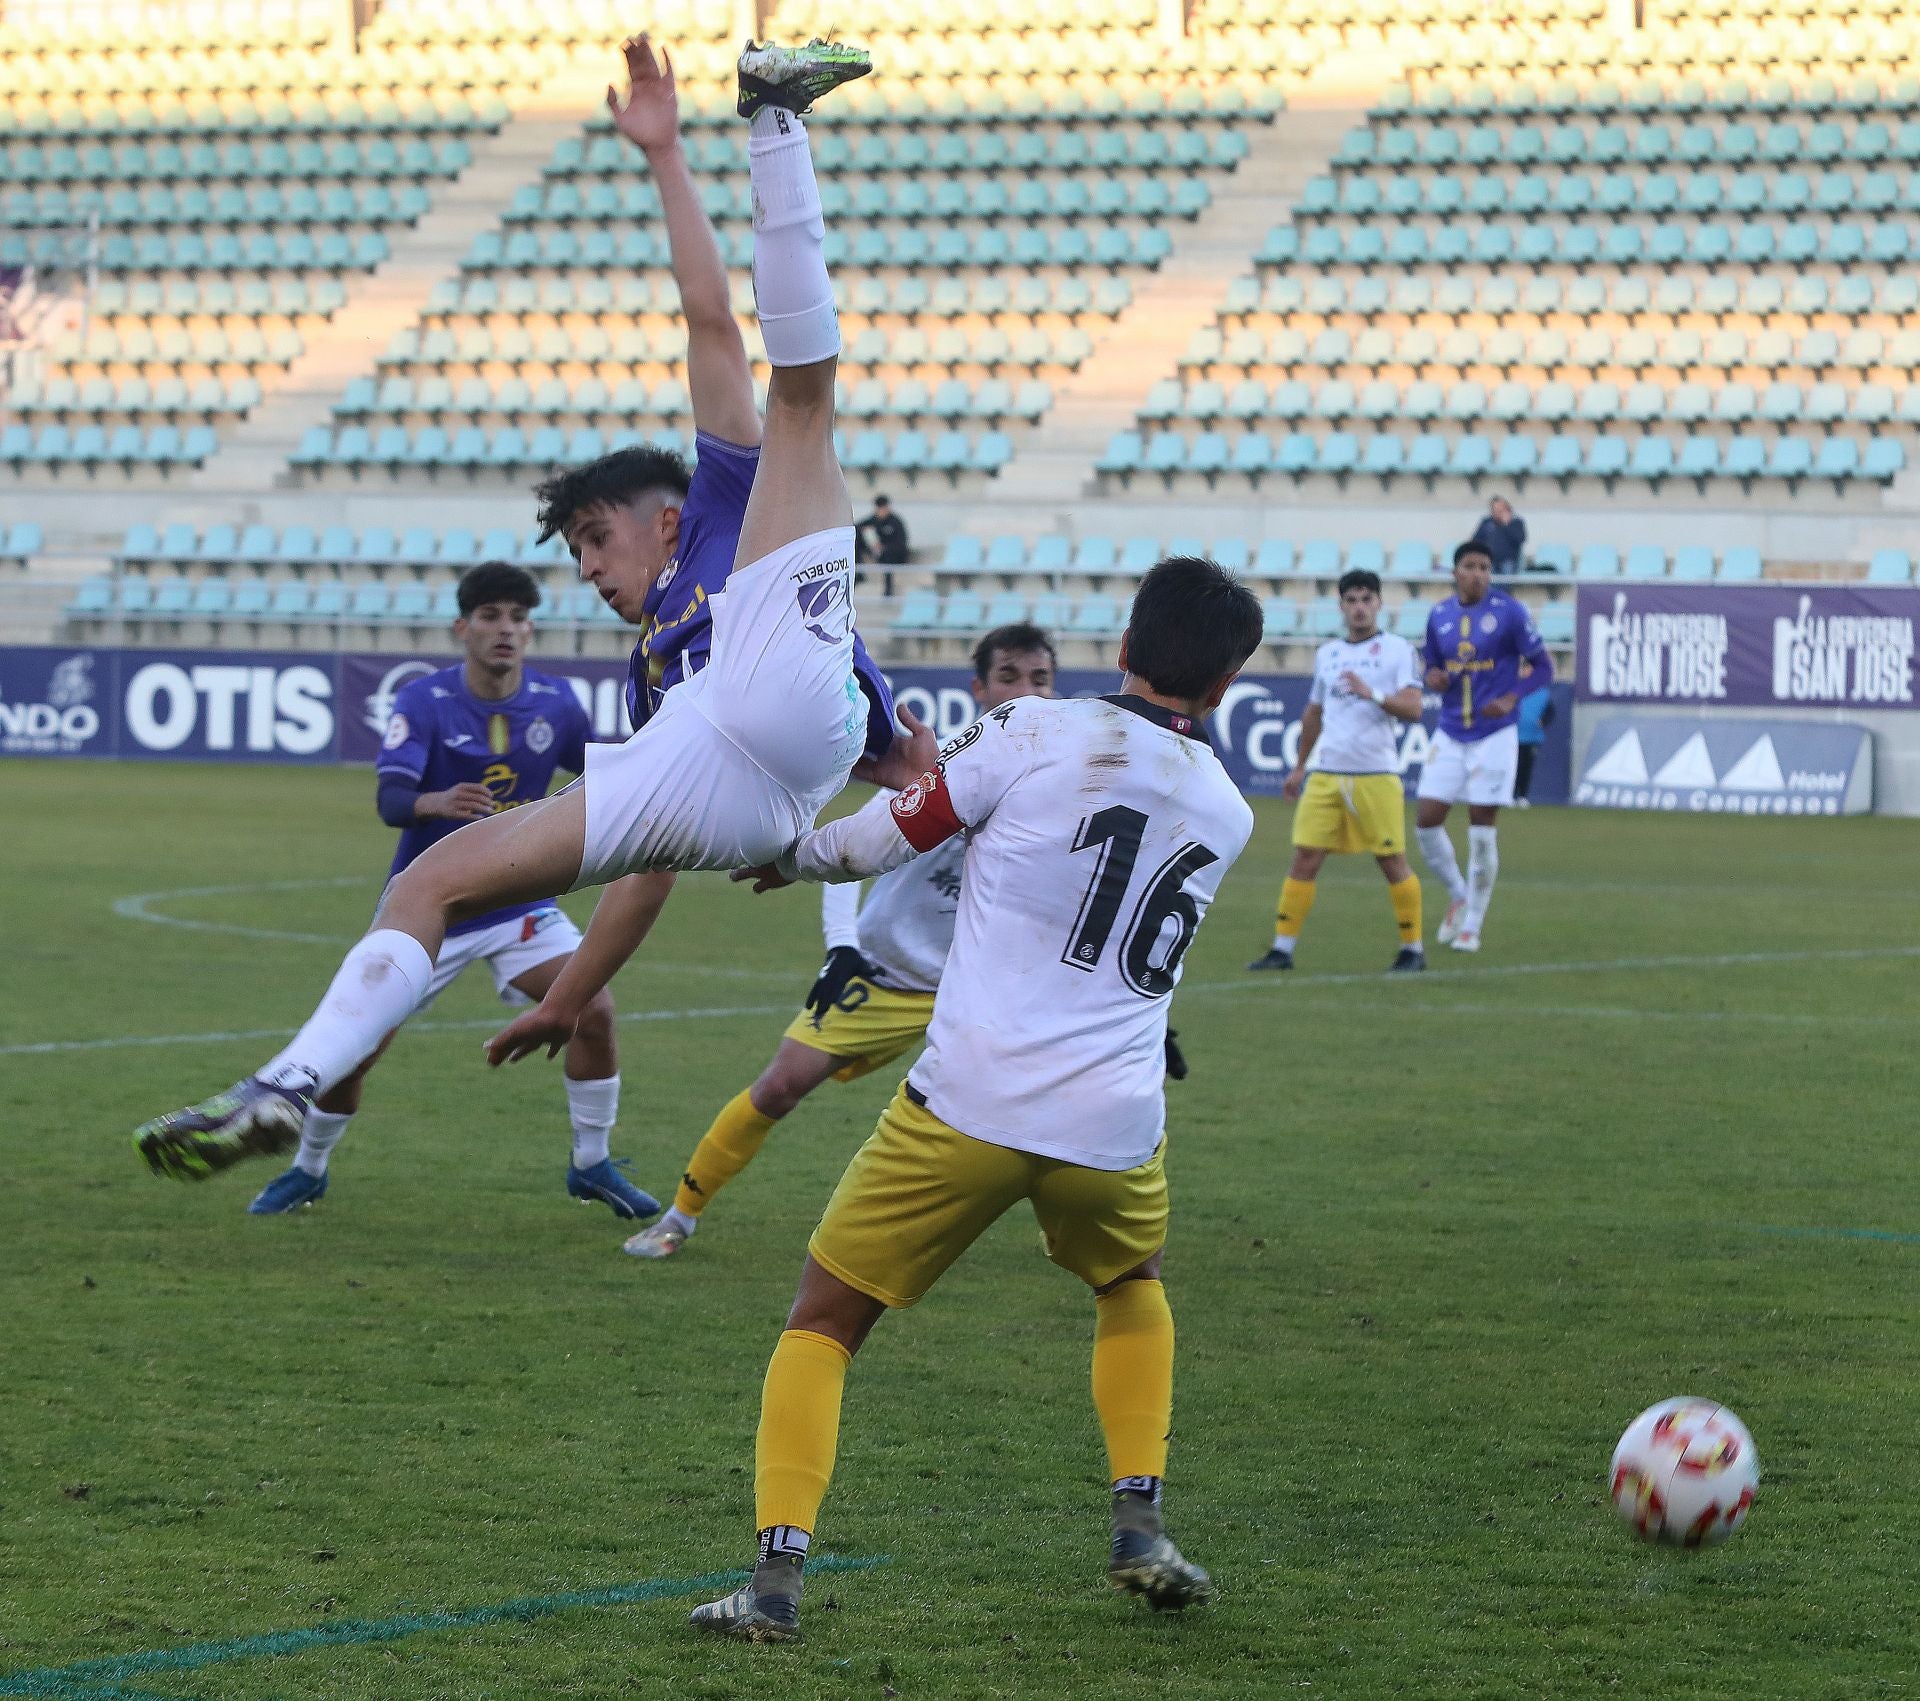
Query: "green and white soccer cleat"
1108 1528 1215 1612
736 37 872 120
134 1075 312 1181
688 1581 802 1643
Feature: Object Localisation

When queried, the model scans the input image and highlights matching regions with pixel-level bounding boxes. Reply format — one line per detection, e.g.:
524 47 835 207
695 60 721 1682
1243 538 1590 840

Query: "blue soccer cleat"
134 1075 313 1181
566 1157 660 1221
248 1167 329 1214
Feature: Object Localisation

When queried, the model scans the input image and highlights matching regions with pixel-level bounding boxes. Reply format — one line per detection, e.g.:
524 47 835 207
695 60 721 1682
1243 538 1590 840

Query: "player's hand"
606 33 679 156
485 1000 579 1066
1339 669 1372 698
1485 693 1519 720
804 944 876 1023
1164 1028 1189 1082
1424 665 1450 691
730 863 793 893
417 782 496 821
851 703 938 791
1282 766 1307 801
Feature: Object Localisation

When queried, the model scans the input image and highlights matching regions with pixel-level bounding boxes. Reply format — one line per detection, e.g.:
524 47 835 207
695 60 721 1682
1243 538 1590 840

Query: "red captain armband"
889 765 964 851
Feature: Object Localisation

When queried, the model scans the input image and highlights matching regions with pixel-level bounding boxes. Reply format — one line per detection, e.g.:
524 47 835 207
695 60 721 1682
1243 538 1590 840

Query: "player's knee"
573 990 616 1048
1094 1252 1163 1295
751 1064 809 1120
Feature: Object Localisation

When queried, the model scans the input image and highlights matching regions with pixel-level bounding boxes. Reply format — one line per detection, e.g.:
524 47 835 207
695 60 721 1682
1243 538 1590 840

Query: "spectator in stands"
855 494 909 567
1469 496 1527 576
1513 685 1554 807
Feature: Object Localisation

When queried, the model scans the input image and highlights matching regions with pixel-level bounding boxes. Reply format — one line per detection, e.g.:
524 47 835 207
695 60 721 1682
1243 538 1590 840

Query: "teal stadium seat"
1866 550 1912 585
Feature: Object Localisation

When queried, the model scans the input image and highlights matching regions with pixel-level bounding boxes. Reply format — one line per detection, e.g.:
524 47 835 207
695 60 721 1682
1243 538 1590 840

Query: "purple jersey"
376 664 592 937
624 430 897 759
1423 589 1551 743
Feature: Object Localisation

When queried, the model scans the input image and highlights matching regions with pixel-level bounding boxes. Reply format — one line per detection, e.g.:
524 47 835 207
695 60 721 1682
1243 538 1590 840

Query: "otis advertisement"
0 646 1574 803
1579 584 1919 710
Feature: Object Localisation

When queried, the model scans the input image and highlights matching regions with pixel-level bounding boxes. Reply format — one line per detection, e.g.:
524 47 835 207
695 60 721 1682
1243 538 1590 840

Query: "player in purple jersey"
1414 540 1554 953
132 36 935 1185
241 562 660 1221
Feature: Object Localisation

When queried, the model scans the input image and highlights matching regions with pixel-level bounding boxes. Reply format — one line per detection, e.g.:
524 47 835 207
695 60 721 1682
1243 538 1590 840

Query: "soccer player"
1414 540 1554 953
690 557 1263 1643
623 623 1057 1261
132 37 931 1178
1247 568 1425 974
245 561 656 1219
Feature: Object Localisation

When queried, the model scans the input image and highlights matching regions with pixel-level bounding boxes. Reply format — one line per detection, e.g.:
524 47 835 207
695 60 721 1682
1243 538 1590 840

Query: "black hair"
1123 556 1263 701
873 493 891 507
533 445 693 543
1337 568 1382 596
457 560 540 616
1453 540 1494 569
971 621 1057 682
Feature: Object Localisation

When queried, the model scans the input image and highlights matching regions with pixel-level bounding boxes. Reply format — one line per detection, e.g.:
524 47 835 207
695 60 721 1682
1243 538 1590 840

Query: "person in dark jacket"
855 494 910 566
1469 496 1527 575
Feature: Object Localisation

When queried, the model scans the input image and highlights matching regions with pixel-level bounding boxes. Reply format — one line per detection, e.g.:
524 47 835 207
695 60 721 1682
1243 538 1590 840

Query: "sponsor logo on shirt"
443 732 474 748
796 574 851 645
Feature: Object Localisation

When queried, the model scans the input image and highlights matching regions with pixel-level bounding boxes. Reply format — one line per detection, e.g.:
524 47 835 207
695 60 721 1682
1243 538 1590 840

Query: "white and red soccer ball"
1609 1397 1759 1547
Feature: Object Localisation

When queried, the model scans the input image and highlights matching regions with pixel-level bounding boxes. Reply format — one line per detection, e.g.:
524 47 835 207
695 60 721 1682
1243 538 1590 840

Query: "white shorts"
1416 725 1519 807
575 527 868 886
415 905 583 1011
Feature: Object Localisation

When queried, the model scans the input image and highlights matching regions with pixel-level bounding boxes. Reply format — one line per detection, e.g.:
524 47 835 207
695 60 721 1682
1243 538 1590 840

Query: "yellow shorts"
781 977 935 1083
809 1085 1169 1308
1291 771 1406 856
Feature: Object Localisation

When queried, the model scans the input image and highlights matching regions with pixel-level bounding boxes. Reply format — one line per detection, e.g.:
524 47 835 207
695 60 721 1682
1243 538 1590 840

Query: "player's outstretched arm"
485 871 676 1064
607 33 759 446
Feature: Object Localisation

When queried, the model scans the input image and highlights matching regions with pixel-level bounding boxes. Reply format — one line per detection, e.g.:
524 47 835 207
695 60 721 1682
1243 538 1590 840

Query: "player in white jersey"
131 38 938 1180
623 624 1058 1260
1248 568 1428 974
688 556 1263 1643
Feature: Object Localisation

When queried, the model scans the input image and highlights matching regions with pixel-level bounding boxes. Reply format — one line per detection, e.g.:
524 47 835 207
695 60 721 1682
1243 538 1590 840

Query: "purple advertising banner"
2 646 1575 804
1577 583 1920 710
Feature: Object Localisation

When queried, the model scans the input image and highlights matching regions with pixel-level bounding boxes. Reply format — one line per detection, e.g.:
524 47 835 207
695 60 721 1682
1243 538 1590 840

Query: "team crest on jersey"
1482 613 1498 633
526 715 554 754
382 712 410 750
656 556 679 594
487 712 510 756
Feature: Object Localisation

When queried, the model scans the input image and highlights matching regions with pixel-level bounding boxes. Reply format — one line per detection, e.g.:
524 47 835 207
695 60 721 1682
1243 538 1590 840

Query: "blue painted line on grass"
1748 1223 1920 1247
0 1555 887 1698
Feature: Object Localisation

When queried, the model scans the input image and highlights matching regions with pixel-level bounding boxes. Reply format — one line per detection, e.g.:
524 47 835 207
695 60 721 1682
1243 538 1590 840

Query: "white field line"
0 1003 792 1059
10 943 1916 1059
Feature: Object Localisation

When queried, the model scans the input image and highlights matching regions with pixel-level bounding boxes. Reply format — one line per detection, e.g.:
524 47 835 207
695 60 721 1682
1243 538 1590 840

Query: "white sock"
258 929 433 1096
566 1073 620 1169
1270 934 1296 956
1464 825 1499 933
748 106 839 366
294 1110 351 1179
661 1205 698 1237
1416 826 1468 905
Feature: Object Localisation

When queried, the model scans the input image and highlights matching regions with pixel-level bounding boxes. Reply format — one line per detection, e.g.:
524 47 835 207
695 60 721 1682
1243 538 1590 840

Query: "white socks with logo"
1464 825 1500 934
259 929 433 1096
1416 826 1468 907
293 1110 351 1178
748 106 840 367
566 1074 620 1169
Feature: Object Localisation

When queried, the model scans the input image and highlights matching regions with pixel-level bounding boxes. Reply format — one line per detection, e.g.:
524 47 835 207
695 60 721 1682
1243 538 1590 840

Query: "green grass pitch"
3 760 1917 1699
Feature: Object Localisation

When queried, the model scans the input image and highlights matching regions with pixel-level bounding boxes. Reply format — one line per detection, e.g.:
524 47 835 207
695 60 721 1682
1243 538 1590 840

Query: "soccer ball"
1609 1397 1759 1547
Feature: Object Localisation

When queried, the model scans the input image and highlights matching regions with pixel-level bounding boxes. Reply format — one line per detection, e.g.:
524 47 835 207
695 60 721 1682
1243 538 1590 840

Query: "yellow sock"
755 1328 851 1533
1275 877 1317 945
673 1089 777 1218
1388 873 1423 946
1091 1280 1174 1481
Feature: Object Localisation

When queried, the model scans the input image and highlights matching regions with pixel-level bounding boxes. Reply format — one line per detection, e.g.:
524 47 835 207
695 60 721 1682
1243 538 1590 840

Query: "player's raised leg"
133 789 590 1180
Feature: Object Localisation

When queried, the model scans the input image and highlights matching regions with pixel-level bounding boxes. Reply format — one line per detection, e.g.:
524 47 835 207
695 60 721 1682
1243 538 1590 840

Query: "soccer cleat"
1245 948 1294 972
566 1156 659 1220
736 37 872 120
622 1216 692 1258
1436 898 1466 945
688 1581 802 1643
134 1076 312 1181
247 1166 328 1214
1390 947 1426 973
1451 930 1482 953
1108 1527 1214 1612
